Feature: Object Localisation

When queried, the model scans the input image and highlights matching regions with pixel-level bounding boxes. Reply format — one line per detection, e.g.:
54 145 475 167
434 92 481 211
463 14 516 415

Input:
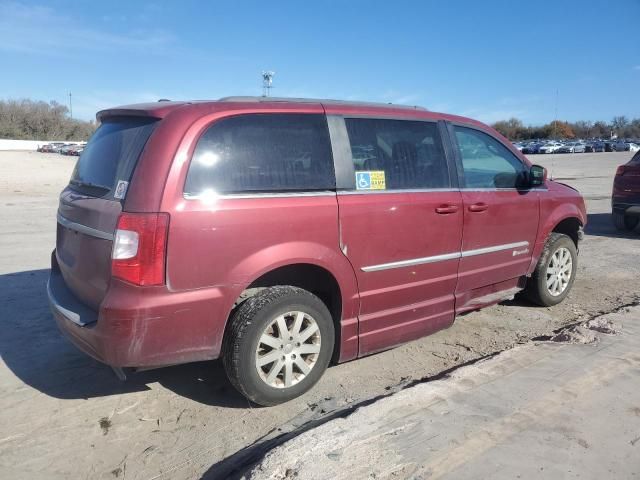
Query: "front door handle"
435 204 459 214
468 202 489 212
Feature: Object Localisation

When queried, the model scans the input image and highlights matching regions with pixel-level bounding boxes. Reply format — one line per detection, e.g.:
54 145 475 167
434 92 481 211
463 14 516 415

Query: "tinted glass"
454 126 527 188
184 114 335 195
344 119 449 189
629 151 640 165
70 117 158 198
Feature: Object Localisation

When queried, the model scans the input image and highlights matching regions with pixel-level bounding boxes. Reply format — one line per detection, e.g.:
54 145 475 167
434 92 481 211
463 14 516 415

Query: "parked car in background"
52 143 70 153
604 141 615 152
68 145 84 156
614 140 629 151
573 142 587 153
48 97 587 406
585 141 604 153
522 142 543 154
37 144 54 153
38 142 65 153
538 142 562 154
627 143 640 153
558 142 586 153
59 144 79 155
612 151 640 232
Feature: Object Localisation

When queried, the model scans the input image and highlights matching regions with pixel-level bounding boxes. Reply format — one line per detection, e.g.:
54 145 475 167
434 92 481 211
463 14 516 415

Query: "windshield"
70 116 158 198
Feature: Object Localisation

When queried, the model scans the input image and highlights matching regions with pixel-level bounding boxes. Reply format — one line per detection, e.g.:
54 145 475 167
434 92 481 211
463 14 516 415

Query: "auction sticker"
114 180 129 199
355 171 386 190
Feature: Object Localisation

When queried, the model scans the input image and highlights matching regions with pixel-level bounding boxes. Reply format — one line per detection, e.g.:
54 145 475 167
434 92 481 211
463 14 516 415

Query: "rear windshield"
69 116 158 198
630 151 640 165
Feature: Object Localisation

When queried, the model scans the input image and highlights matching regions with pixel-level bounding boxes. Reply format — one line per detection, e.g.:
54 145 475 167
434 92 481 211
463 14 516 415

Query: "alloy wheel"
255 311 321 388
546 247 573 296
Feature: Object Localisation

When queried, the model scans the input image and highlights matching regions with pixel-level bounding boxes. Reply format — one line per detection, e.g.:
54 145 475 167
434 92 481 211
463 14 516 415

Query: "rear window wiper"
69 179 111 192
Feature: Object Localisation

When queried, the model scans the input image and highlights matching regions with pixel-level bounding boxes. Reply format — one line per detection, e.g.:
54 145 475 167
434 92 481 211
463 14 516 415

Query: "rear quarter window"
70 117 158 199
184 114 335 195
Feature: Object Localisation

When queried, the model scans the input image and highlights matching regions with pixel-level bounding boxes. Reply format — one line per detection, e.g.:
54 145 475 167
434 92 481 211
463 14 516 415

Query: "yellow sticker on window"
355 171 386 190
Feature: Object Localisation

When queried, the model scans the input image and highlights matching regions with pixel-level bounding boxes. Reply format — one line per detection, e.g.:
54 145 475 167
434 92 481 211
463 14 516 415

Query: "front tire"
223 286 334 406
523 233 577 306
613 210 639 232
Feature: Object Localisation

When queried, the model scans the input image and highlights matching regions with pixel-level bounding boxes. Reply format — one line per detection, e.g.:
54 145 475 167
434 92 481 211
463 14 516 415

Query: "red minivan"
48 97 587 405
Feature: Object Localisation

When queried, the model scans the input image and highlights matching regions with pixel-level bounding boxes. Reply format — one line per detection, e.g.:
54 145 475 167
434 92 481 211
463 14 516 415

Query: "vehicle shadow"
585 212 639 239
0 269 248 408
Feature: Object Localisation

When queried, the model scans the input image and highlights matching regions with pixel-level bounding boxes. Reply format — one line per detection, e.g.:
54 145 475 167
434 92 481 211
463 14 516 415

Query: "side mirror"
529 164 547 187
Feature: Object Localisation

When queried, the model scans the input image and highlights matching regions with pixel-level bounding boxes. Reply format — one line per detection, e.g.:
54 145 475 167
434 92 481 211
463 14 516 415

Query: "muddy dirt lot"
0 150 638 479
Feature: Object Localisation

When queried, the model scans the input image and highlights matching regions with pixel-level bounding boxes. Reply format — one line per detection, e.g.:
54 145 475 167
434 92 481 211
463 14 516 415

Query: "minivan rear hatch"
55 116 159 312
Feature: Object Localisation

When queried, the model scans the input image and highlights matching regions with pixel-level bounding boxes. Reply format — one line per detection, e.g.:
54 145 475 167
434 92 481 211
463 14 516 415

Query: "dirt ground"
246 306 640 480
0 150 638 480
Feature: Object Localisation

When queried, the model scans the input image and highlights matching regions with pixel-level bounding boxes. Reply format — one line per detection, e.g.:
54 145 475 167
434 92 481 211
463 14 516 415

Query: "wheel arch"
245 262 343 330
551 216 583 247
222 248 360 363
528 207 585 276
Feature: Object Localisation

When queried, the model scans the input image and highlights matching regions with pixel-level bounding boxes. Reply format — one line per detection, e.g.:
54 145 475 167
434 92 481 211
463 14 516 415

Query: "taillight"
111 213 169 286
616 166 626 176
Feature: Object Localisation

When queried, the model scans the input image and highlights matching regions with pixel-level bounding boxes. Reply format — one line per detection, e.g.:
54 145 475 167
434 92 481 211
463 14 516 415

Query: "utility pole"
552 89 558 139
68 92 73 119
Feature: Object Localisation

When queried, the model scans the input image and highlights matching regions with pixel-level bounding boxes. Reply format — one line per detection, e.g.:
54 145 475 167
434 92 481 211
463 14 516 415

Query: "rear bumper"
614 205 640 216
612 199 640 216
49 252 234 368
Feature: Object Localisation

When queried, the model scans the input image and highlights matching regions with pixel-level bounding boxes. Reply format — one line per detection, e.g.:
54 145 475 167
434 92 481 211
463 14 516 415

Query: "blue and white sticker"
114 180 129 199
355 171 386 190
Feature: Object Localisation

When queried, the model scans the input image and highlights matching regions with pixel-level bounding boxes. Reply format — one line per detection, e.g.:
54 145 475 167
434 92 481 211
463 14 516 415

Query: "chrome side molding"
361 252 462 272
460 241 529 258
362 241 530 272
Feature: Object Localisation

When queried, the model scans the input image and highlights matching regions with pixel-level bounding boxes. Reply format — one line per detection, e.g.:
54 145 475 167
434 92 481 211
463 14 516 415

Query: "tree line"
2 97 639 144
492 116 640 141
0 99 96 141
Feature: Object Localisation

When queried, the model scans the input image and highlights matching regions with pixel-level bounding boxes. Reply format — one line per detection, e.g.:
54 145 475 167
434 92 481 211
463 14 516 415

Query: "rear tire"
523 233 577 306
613 210 639 232
222 286 334 406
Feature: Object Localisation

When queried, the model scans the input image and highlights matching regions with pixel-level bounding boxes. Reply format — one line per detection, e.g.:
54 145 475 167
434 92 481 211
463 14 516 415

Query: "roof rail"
217 96 428 111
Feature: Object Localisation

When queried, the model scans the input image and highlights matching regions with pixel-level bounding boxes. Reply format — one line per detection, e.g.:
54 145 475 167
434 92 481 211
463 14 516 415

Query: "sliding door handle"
468 202 488 212
435 204 459 214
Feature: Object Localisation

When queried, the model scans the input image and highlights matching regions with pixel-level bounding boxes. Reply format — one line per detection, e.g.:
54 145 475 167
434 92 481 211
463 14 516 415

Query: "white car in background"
613 141 640 152
558 142 587 153
538 142 562 154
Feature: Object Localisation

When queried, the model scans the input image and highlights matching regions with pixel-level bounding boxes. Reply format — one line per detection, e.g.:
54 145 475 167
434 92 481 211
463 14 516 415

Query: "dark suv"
48 97 587 405
612 151 640 231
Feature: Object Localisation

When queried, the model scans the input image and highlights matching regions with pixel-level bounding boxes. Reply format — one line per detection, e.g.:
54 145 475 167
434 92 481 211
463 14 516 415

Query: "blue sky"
1 0 639 124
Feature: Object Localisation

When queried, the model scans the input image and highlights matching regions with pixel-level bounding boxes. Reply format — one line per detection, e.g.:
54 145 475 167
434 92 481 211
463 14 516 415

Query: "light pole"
552 89 558 139
68 92 73 119
262 71 275 97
